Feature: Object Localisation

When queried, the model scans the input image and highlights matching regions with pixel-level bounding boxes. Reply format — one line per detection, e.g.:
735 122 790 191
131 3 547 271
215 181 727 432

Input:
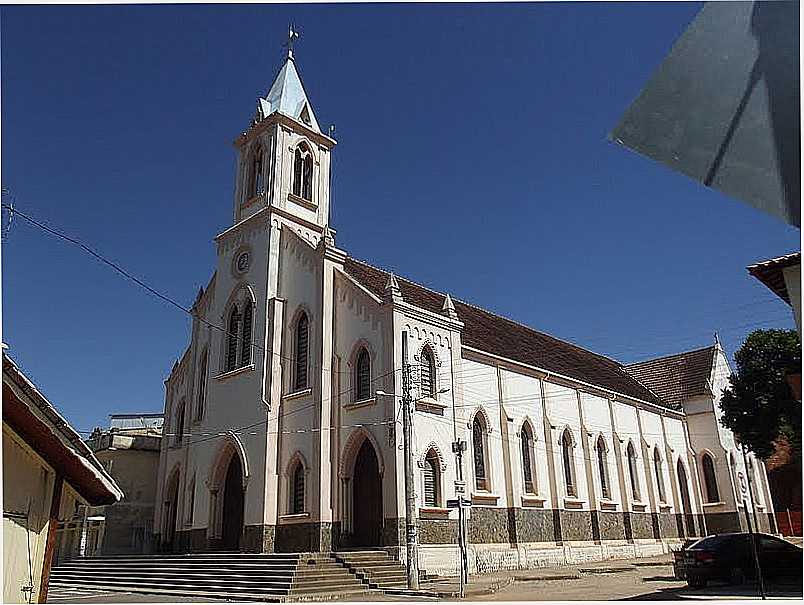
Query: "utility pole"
741 444 766 600
452 439 468 595
401 331 420 590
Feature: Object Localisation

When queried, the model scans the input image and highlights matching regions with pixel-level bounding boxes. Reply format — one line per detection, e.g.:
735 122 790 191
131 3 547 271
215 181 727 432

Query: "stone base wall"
704 511 743 535
419 539 677 577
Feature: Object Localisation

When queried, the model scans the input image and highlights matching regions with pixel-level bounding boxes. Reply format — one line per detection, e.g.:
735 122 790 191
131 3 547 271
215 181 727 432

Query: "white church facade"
153 49 775 574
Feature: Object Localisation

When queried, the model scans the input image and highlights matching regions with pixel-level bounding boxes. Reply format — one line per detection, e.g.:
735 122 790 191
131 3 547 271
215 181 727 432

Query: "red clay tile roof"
747 252 800 305
343 257 664 406
624 346 717 409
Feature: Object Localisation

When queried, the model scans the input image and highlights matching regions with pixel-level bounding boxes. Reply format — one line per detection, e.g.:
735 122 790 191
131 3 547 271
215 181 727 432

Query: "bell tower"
232 29 336 232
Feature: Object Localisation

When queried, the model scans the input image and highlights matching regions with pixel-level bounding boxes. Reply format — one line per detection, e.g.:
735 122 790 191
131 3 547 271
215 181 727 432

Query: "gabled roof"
747 252 800 306
342 257 665 406
256 58 320 133
3 353 123 505
624 345 718 409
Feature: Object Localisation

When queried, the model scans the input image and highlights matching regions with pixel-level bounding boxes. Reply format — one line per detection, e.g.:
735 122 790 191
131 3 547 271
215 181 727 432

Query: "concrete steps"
334 551 412 590
50 552 371 601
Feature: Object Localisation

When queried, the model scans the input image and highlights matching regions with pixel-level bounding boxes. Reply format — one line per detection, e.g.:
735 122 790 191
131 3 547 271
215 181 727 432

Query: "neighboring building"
3 352 122 603
747 252 802 338
56 414 163 559
625 343 775 535
153 48 773 575
747 252 802 533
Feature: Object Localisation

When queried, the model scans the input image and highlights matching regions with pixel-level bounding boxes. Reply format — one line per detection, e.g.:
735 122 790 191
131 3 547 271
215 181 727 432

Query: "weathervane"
285 24 300 60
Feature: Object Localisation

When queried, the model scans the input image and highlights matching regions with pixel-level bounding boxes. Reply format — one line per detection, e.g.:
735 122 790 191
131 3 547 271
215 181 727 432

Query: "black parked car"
672 539 700 579
684 532 802 587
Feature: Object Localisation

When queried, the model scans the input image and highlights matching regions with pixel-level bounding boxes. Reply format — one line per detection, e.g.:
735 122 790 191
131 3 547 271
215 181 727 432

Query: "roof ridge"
347 256 630 370
625 344 716 367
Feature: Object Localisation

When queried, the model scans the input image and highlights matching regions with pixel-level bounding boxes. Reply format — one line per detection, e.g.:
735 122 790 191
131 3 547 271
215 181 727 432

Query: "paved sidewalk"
386 554 674 599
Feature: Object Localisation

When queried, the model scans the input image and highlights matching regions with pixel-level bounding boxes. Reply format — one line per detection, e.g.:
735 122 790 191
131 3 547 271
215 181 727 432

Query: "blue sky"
2 3 799 434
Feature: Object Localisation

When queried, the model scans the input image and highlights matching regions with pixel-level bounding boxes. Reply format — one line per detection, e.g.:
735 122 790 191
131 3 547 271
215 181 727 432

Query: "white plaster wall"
582 393 622 507
612 401 648 511
544 382 588 507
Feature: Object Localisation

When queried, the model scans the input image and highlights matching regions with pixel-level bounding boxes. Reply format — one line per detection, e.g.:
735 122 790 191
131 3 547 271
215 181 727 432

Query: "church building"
153 44 775 574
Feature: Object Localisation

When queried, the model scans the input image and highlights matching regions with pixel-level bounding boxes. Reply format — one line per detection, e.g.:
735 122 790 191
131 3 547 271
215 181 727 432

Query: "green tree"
719 329 801 459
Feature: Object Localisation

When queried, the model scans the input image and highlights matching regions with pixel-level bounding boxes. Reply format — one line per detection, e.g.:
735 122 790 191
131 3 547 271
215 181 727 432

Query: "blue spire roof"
256 58 320 133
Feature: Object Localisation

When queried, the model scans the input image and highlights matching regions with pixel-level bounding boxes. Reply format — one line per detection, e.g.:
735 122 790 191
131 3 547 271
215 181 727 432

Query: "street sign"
454 481 466 494
447 497 472 509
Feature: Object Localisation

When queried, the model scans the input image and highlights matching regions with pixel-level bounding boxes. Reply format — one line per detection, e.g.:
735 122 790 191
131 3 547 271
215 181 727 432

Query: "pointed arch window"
249 144 265 198
561 429 576 497
654 448 666 503
729 452 739 500
423 449 441 507
294 313 309 391
354 348 371 401
627 442 641 501
702 453 720 503
473 414 488 491
420 346 436 399
521 422 537 494
292 143 313 201
196 350 208 421
174 400 186 447
226 306 241 372
291 461 305 514
240 303 253 366
596 436 610 500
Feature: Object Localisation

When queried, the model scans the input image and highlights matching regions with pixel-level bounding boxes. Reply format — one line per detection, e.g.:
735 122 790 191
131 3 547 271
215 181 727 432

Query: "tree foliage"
719 329 801 460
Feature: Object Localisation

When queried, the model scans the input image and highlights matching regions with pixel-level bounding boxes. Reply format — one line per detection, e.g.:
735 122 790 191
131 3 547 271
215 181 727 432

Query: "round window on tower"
232 247 251 277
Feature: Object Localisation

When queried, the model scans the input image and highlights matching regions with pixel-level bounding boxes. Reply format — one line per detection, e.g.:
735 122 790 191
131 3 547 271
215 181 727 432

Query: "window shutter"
424 456 437 507
355 349 370 401
627 443 641 501
295 315 309 390
420 349 435 398
654 450 666 502
197 353 207 420
226 307 240 372
473 419 486 490
292 465 305 514
562 431 575 496
241 304 253 366
597 439 609 499
293 148 303 197
521 430 534 493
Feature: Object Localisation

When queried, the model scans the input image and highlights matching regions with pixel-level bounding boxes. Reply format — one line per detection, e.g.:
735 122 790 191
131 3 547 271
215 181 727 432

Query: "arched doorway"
677 460 693 537
352 440 382 546
221 455 244 550
163 469 181 552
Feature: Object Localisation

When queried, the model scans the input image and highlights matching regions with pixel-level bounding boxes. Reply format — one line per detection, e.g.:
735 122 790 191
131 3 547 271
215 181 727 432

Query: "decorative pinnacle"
442 293 458 318
285 24 300 60
383 272 403 303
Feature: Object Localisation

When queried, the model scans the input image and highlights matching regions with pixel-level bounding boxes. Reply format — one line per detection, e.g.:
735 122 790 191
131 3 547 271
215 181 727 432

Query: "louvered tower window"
293 143 313 201
226 306 240 372
291 462 305 514
240 303 253 366
473 415 487 491
654 448 666 502
250 145 264 197
294 314 309 390
561 429 576 497
521 423 535 494
627 442 641 501
424 450 440 507
420 347 436 399
597 436 610 499
355 348 371 401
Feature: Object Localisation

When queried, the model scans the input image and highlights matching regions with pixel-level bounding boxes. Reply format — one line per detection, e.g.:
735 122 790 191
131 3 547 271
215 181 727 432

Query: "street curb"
384 576 514 599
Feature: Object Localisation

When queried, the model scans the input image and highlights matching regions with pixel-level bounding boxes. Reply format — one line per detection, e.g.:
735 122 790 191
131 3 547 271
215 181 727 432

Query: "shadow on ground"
624 580 803 600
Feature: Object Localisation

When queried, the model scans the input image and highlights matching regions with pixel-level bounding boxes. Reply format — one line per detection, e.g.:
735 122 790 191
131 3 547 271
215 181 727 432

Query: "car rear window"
690 535 744 549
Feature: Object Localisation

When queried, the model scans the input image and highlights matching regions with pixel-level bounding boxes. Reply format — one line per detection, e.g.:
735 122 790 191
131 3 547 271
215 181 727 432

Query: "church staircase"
49 552 372 601
333 550 418 590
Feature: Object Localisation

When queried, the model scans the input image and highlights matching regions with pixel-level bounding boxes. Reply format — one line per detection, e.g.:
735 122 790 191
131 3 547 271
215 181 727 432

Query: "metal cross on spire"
285 24 300 60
